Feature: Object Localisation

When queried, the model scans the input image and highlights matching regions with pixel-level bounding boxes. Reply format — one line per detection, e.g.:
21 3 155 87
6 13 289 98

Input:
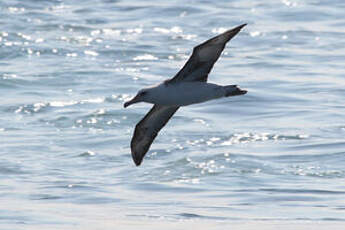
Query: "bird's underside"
129 24 247 166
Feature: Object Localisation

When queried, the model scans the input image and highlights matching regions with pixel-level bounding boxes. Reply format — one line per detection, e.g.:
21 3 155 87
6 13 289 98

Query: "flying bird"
124 24 247 166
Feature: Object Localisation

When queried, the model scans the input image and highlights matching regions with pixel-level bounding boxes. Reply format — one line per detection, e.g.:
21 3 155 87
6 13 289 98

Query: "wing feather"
130 105 179 166
166 24 246 84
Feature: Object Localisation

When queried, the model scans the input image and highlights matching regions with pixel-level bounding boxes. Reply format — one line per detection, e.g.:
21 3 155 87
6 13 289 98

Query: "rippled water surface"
1 0 345 229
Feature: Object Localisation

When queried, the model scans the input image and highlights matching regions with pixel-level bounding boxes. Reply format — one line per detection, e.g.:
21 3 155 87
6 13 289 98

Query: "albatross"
124 24 247 166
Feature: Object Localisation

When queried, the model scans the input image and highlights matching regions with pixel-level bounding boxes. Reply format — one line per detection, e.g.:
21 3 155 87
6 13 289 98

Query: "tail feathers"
224 85 247 97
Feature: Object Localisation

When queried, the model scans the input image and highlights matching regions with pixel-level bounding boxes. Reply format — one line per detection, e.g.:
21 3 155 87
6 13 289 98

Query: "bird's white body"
143 82 227 106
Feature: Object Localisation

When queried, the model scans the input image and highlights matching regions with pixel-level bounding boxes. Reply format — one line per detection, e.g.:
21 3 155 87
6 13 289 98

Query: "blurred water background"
1 0 345 229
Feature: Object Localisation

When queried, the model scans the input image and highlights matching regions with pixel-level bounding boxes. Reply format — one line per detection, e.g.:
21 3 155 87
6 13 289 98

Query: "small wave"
133 54 158 61
106 94 132 103
154 26 196 40
154 26 182 34
212 27 228 34
152 148 345 183
221 132 309 146
83 50 98 56
178 212 229 221
183 132 309 148
14 102 50 114
282 164 345 178
78 151 97 157
49 100 78 107
13 97 105 114
0 165 28 175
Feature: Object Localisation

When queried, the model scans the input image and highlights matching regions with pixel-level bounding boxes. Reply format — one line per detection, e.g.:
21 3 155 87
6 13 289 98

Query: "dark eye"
140 91 147 96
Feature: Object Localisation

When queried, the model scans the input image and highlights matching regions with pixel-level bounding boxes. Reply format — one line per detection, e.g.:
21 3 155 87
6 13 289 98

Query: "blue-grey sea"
1 0 345 229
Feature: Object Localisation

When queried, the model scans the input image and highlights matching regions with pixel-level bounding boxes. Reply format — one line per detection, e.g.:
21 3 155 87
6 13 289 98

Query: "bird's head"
124 89 149 108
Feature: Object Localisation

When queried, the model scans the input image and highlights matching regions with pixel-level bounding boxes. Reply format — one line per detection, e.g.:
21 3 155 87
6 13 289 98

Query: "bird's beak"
124 95 141 108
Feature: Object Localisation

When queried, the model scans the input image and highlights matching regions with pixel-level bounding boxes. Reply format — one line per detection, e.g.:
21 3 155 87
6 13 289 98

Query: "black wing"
166 24 246 84
130 105 179 166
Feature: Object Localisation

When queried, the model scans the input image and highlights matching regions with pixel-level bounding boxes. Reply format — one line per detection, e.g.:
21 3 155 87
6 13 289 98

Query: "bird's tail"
224 85 247 97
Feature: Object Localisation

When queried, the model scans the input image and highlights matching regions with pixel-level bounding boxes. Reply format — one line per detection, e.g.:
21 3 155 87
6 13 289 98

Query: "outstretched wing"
131 105 179 166
166 24 246 84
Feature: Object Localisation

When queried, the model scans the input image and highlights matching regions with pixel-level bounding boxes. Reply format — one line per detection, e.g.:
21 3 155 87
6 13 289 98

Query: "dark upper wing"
166 24 246 84
130 105 179 166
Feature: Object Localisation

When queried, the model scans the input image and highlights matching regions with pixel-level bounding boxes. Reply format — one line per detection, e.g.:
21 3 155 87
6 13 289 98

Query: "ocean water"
1 0 345 229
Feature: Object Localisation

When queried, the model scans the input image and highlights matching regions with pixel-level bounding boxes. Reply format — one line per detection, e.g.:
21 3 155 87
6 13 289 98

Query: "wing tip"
238 23 247 32
134 160 142 166
227 23 247 35
217 23 247 44
132 151 144 166
238 23 247 29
